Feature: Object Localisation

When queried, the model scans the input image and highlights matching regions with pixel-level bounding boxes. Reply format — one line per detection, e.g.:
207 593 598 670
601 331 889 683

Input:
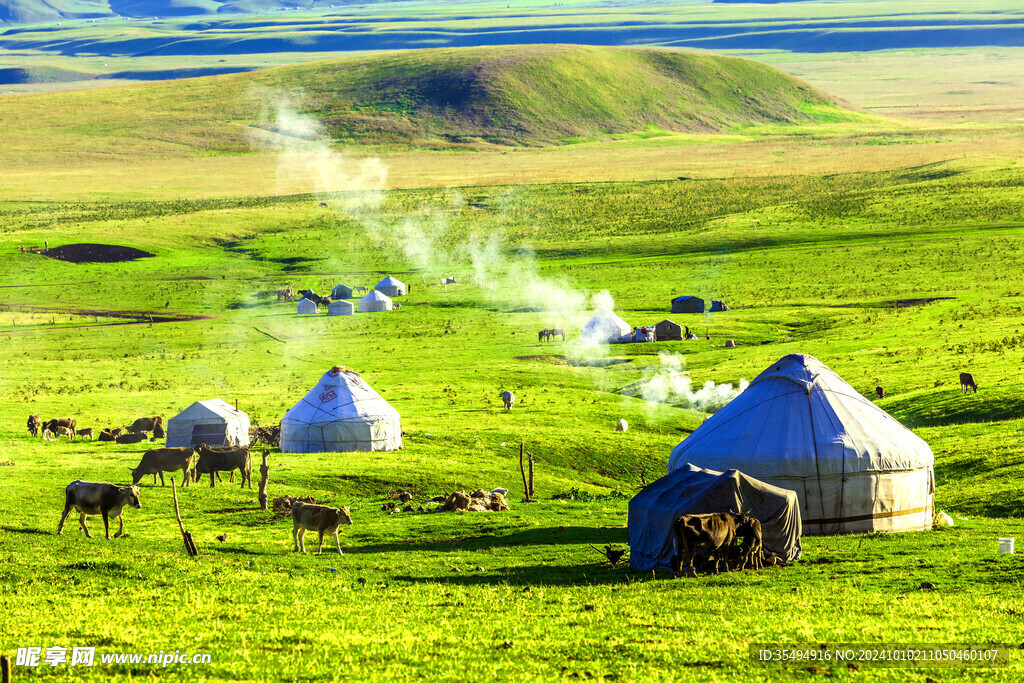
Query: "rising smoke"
625 352 748 417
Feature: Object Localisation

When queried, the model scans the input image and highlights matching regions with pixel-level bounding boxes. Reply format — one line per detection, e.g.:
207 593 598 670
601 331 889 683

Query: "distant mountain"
0 0 373 24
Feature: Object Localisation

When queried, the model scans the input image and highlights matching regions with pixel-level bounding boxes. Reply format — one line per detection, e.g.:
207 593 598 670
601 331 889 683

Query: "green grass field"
1 37 1024 681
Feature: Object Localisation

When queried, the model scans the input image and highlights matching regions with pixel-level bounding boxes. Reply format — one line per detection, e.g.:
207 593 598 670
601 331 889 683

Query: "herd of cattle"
28 414 164 444
672 512 770 577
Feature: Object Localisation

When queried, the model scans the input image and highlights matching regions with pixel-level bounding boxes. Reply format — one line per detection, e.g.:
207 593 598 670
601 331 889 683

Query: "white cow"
500 390 515 411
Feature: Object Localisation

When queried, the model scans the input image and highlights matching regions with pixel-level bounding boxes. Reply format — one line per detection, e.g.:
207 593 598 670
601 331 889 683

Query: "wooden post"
519 441 530 501
528 452 536 498
258 450 270 510
171 478 199 557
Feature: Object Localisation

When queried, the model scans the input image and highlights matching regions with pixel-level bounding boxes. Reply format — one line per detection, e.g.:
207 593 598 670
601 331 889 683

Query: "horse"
550 328 565 341
277 287 294 302
538 329 550 342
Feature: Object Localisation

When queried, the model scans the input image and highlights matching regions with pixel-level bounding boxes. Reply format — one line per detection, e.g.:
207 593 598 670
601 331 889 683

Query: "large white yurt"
280 366 402 453
375 276 406 297
581 309 632 344
668 353 935 536
359 290 392 312
166 399 251 448
328 300 355 316
297 298 318 314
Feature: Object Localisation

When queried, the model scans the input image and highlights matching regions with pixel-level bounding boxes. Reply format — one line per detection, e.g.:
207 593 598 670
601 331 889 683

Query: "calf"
27 414 41 437
672 512 744 576
127 416 162 435
115 432 148 445
959 372 978 394
131 447 196 487
43 417 76 440
734 515 764 570
194 443 251 488
57 480 142 540
77 428 95 441
43 426 73 442
291 501 352 555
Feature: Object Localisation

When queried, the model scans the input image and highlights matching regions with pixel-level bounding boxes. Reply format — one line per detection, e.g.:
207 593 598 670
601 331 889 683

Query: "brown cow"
959 372 978 394
97 429 116 442
875 386 885 400
194 443 251 488
291 501 352 555
127 416 162 435
734 515 764 570
672 512 745 576
77 428 95 441
115 433 148 445
131 447 196 487
43 417 76 440
57 480 142 539
27 414 41 437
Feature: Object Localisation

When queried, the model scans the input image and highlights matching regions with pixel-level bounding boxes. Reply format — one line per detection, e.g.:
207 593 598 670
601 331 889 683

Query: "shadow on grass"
0 525 49 535
347 525 629 556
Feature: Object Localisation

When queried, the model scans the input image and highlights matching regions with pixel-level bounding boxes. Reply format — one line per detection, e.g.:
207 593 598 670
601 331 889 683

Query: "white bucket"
998 538 1015 554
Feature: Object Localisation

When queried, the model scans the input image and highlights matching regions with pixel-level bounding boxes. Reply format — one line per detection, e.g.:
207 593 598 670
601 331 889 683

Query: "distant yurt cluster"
293 275 408 315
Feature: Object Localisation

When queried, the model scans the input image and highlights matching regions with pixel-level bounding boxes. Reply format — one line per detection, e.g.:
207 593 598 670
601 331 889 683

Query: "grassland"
1 39 1024 681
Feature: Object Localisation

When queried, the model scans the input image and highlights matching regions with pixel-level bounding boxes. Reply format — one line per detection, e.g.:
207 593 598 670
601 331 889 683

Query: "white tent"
297 298 318 314
328 300 355 316
166 398 251 448
375 276 406 297
668 353 934 536
280 366 402 453
581 309 632 344
359 290 392 312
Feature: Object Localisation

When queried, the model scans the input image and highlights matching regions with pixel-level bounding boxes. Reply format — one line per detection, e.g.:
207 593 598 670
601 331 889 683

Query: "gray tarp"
628 464 802 571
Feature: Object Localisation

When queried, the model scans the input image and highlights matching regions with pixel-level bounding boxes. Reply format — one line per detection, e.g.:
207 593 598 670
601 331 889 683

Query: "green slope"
0 44 865 156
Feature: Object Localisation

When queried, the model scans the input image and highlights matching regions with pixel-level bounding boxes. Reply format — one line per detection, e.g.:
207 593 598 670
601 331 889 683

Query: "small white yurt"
375 276 406 297
359 290 392 312
668 353 935 536
166 398 251 448
297 298 318 314
581 309 632 344
328 300 355 316
280 365 402 453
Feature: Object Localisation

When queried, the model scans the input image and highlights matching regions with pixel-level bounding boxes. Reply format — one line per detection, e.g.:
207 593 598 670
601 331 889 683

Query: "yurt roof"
668 353 933 477
360 290 392 305
282 366 400 425
170 398 248 421
376 275 404 287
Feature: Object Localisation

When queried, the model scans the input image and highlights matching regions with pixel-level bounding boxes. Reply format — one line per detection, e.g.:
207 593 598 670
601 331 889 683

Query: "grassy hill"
0 44 863 157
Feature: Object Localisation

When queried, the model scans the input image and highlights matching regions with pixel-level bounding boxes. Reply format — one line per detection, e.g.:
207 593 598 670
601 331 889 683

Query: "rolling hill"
0 45 864 154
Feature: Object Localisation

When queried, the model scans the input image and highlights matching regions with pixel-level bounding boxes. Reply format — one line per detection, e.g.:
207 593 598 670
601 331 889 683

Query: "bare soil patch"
33 243 154 263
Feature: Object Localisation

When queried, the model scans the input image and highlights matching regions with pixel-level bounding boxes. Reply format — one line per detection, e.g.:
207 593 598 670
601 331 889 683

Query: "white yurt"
359 290 392 312
328 300 355 316
375 276 406 297
297 298 318 314
166 398 251 448
581 309 632 344
279 365 402 453
668 353 935 536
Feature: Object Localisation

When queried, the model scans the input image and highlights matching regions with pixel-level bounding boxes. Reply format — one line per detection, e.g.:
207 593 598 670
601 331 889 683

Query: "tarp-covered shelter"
328 300 354 316
375 276 406 297
297 298 318 314
628 464 803 571
280 366 402 453
655 319 682 341
166 398 251 448
581 309 632 344
668 353 934 536
672 296 704 314
710 300 731 312
331 284 353 300
359 290 392 312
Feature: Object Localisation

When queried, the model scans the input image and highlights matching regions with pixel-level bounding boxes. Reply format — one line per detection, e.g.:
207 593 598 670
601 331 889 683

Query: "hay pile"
436 489 510 513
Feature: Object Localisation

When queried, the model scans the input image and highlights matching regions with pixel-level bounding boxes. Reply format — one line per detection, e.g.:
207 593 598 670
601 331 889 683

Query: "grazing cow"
959 372 978 394
291 501 352 556
616 419 628 432
27 414 41 437
77 427 95 441
500 390 515 411
43 417 76 440
127 416 162 435
672 512 745 576
115 432 148 445
734 515 764 570
130 447 197 487
875 386 885 400
57 480 142 540
194 443 251 488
